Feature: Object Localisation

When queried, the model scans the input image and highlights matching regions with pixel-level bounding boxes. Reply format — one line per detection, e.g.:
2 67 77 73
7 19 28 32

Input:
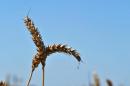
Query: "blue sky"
0 0 130 86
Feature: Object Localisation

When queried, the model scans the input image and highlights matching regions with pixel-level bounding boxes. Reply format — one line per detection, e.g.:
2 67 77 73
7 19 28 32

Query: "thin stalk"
27 69 34 86
42 66 45 86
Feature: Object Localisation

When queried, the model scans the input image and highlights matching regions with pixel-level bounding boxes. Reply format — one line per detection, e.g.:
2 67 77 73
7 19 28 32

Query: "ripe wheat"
46 44 81 62
24 16 82 86
24 16 46 69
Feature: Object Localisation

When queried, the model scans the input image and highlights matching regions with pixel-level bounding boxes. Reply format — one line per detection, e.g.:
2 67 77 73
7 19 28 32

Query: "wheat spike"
26 53 42 86
0 81 7 86
45 44 81 62
32 53 41 69
27 54 40 86
24 16 45 58
24 16 46 71
24 16 46 86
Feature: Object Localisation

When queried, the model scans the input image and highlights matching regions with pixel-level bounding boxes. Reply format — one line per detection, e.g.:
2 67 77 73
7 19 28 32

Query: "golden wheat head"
24 16 45 57
27 53 41 86
45 44 81 62
32 53 41 69
24 16 46 86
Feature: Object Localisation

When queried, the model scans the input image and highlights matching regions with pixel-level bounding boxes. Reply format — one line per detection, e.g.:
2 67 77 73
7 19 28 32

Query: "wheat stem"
27 69 34 86
42 66 45 86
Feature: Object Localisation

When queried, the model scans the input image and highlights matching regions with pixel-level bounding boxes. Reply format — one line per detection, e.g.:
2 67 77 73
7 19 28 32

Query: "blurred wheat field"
0 73 114 86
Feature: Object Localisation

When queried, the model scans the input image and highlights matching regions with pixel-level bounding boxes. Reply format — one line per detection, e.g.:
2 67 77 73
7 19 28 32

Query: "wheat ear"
26 53 41 86
24 16 45 59
45 44 81 62
24 16 46 71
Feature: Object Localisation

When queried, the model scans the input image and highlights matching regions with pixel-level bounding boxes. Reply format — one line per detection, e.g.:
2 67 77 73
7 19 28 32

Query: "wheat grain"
45 44 81 62
27 53 43 86
32 53 41 69
24 16 45 59
27 69 34 86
